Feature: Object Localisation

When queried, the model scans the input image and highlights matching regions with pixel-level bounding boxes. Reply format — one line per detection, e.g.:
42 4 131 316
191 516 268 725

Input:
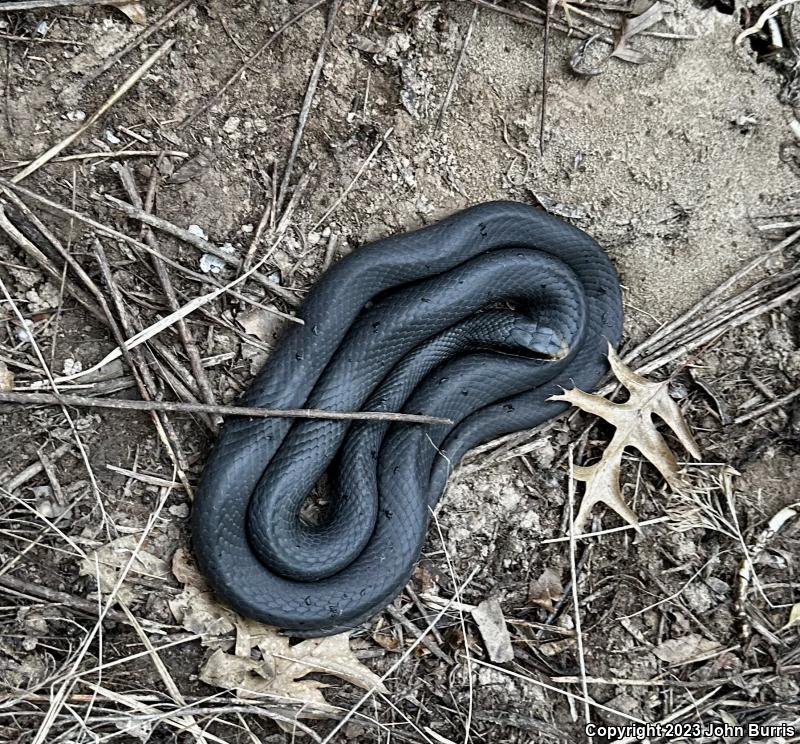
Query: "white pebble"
62 358 82 376
15 319 34 343
223 116 241 134
200 254 226 274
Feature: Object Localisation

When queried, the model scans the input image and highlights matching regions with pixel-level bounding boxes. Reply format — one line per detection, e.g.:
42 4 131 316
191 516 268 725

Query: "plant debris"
170 549 384 718
551 344 701 531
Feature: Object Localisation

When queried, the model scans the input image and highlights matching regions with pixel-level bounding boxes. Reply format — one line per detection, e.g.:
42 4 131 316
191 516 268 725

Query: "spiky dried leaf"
550 344 700 532
170 549 385 717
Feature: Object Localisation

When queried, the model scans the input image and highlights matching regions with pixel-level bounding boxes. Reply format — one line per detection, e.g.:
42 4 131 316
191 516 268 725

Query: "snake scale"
193 201 624 636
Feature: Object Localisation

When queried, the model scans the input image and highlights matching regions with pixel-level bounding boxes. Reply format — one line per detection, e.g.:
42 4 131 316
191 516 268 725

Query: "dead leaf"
166 148 214 185
529 190 589 221
652 634 722 665
784 603 800 630
170 549 384 718
79 535 170 606
612 2 665 64
528 567 564 612
471 598 514 663
200 648 276 694
236 307 283 343
115 2 147 24
236 307 284 374
550 344 701 532
258 633 386 700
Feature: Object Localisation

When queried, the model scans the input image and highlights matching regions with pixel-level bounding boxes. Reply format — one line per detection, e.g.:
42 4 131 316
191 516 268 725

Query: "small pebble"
200 254 226 274
169 503 190 518
223 116 241 134
188 224 208 240
62 358 82 376
15 319 34 343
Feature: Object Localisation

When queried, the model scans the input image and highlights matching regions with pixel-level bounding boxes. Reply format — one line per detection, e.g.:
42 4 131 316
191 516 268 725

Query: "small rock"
15 319 34 343
187 224 208 240
223 116 241 134
169 503 190 518
200 254 226 274
472 598 514 663
62 358 82 376
66 110 86 122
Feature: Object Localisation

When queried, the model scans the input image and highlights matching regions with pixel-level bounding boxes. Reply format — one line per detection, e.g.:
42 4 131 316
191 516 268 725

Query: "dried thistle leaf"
550 344 700 532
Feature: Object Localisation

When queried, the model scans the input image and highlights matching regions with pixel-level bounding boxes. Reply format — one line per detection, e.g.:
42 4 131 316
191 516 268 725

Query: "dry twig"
0 390 453 425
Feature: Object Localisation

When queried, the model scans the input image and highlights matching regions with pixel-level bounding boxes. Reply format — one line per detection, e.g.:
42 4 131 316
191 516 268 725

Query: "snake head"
508 320 570 360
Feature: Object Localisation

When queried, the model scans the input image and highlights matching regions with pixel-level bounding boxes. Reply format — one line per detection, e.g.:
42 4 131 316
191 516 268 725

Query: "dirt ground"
1 0 799 742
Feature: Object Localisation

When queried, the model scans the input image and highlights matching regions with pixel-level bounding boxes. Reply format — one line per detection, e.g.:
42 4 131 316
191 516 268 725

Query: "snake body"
193 201 623 636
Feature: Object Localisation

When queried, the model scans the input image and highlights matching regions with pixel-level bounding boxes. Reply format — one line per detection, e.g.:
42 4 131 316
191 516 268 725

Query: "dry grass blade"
612 2 664 63
435 4 478 133
23 241 281 386
0 0 130 8
0 177 300 322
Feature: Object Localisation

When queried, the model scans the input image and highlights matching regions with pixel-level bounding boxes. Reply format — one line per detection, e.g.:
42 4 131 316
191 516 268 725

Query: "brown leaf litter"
551 344 701 532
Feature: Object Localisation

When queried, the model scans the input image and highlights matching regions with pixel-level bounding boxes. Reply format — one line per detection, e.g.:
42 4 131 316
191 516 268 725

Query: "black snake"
192 201 624 636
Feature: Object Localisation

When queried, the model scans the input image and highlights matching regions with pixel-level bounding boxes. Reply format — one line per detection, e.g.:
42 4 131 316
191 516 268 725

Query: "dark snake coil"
193 201 624 636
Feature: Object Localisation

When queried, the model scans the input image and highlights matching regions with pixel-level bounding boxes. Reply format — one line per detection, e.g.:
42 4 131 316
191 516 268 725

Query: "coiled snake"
193 201 623 636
